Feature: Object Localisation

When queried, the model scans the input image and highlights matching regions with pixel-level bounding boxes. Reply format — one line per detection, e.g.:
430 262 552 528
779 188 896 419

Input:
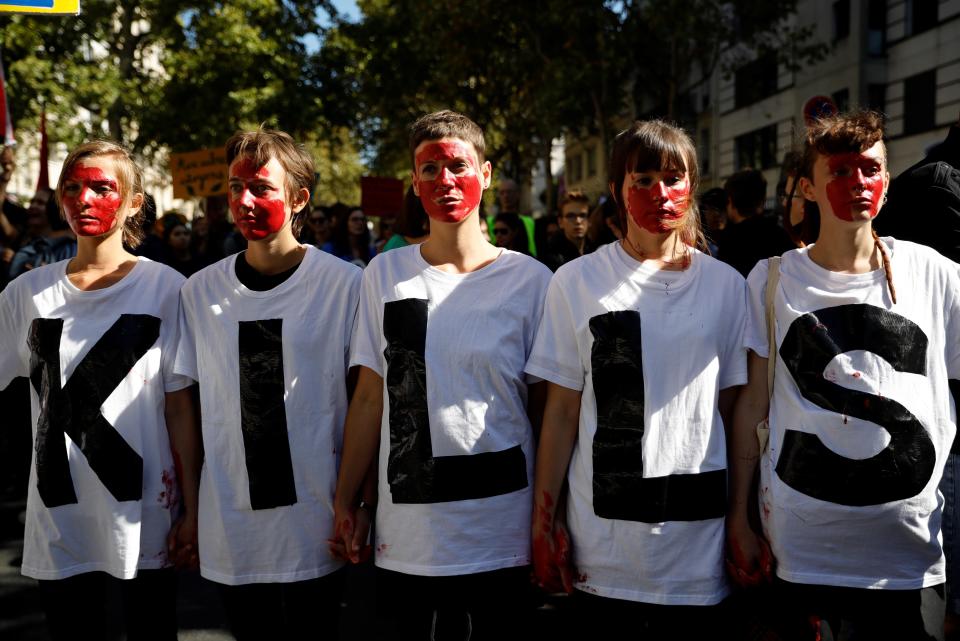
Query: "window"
735 125 778 171
833 0 850 41
735 55 779 108
568 152 583 183
586 146 597 177
832 88 850 113
700 128 711 176
867 0 887 55
903 70 936 135
907 0 938 36
867 83 886 114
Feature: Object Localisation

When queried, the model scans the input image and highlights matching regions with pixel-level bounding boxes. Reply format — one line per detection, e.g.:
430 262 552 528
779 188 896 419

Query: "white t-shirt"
525 243 747 605
0 258 191 580
175 246 361 585
350 244 552 576
745 238 960 589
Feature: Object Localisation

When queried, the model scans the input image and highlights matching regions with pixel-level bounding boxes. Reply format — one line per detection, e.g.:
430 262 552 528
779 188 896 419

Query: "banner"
170 148 228 199
360 176 404 218
0 1 80 14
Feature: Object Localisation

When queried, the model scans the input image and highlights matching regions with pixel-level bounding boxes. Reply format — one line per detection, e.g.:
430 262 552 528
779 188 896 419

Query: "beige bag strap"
764 257 781 400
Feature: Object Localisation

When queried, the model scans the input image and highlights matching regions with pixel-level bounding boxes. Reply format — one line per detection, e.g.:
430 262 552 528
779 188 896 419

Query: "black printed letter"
777 304 934 506
590 311 726 522
383 298 527 504
29 315 158 508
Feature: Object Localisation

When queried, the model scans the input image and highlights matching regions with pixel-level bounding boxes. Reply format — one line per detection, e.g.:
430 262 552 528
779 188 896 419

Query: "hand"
1 247 13 263
328 503 372 564
532 503 575 594
725 517 774 588
166 512 199 570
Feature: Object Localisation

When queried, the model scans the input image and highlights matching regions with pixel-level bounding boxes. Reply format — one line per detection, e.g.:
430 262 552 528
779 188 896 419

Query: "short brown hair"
608 120 706 250
56 140 146 248
799 110 886 182
559 190 590 210
225 127 315 235
408 110 485 168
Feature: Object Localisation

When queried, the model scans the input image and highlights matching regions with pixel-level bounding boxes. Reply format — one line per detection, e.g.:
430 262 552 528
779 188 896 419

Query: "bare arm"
164 385 202 568
527 380 547 441
331 365 383 563
532 382 582 593
726 350 773 586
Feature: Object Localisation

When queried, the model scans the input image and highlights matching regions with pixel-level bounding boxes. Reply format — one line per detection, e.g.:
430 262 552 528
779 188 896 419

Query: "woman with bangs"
729 110 960 639
527 120 747 637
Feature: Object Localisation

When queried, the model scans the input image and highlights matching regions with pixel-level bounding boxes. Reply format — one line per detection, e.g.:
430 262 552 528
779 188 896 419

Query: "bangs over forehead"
629 129 689 174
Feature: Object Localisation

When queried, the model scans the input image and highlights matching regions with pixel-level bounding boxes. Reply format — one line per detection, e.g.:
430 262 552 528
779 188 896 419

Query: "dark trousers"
570 589 729 641
38 568 177 641
216 568 345 641
769 578 945 641
375 565 539 641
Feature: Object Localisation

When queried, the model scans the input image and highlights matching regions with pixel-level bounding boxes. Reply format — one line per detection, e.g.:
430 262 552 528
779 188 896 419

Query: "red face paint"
228 157 288 241
824 152 884 221
414 141 483 223
61 165 123 237
625 172 689 234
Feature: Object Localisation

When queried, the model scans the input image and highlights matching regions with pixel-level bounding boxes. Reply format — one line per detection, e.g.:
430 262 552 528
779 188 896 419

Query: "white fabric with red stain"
525 243 747 605
350 244 552 576
0 258 190 580
744 238 960 589
175 245 361 585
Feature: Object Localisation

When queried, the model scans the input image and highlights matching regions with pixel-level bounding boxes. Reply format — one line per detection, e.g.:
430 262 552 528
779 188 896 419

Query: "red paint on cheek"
626 179 689 234
825 153 884 221
62 167 122 237
415 141 483 223
229 159 287 240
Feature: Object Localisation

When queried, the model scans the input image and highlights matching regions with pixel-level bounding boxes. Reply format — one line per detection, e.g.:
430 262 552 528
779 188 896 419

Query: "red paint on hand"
414 141 483 223
61 165 123 237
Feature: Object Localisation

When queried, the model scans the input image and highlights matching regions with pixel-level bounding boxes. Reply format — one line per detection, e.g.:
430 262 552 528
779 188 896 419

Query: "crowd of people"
0 105 958 641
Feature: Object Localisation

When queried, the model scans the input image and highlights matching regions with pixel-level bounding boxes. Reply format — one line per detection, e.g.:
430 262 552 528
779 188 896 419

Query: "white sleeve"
946 265 960 382
172 288 199 383
743 259 771 358
719 274 749 389
0 287 28 390
524 273 585 391
348 265 385 376
162 291 194 392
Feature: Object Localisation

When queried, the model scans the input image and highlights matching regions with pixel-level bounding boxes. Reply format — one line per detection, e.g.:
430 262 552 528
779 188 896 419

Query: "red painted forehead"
230 156 273 180
414 140 479 165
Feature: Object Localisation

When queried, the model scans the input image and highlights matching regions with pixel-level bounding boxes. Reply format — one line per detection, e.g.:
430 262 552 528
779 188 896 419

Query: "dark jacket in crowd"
875 125 960 264
717 214 795 277
541 233 594 273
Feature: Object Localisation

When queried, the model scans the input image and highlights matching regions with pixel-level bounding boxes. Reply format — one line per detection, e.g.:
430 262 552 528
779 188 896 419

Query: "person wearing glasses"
541 190 595 272
492 212 531 255
302 205 332 248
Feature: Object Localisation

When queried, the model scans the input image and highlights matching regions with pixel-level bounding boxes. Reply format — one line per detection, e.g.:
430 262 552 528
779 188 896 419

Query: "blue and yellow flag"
0 1 80 14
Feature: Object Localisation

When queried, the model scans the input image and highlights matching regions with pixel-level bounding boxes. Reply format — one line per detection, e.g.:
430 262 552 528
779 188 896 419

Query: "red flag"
0 49 14 146
36 108 49 191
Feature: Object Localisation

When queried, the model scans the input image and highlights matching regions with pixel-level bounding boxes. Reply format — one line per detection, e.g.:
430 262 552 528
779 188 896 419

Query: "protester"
492 177 537 255
728 110 958 639
717 168 795 276
381 186 429 252
175 128 360 640
8 187 76 279
529 119 746 639
698 186 727 255
324 206 375 267
492 211 531 254
540 191 594 271
587 196 622 247
162 219 200 277
300 205 332 248
0 140 200 640
331 110 551 640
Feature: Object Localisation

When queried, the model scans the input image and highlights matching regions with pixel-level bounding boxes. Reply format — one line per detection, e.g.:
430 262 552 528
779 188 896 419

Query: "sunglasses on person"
493 227 511 236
